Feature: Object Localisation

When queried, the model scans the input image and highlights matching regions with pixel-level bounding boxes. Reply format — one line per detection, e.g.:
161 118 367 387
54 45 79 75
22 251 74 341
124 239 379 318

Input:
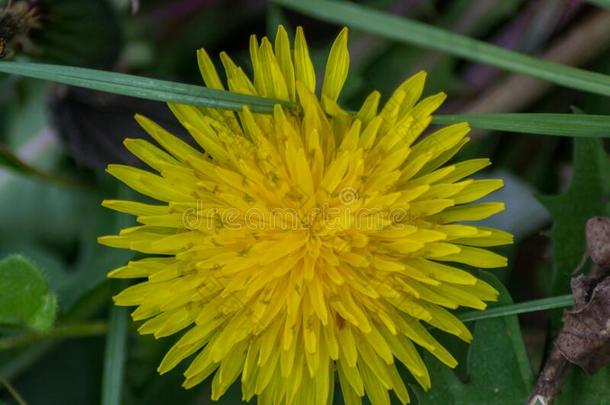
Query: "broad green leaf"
538 138 610 308
412 272 533 404
273 0 610 97
0 61 286 113
0 283 112 382
0 255 57 332
0 243 66 294
556 366 610 404
433 114 610 138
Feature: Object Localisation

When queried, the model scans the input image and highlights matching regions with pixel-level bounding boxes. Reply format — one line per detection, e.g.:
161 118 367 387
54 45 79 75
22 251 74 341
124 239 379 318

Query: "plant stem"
0 377 27 405
528 264 607 404
0 142 95 191
528 345 570 405
0 321 107 351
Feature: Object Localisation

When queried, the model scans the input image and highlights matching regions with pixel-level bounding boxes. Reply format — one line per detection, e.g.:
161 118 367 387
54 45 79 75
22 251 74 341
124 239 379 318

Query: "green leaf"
0 255 57 332
433 114 610 138
556 366 610 404
0 283 112 382
28 294 58 332
273 0 610 97
0 61 286 113
538 138 610 307
412 272 533 404
101 294 128 405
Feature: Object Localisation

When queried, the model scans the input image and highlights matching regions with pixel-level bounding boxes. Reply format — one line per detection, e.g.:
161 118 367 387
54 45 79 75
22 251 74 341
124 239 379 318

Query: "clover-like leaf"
0 254 57 332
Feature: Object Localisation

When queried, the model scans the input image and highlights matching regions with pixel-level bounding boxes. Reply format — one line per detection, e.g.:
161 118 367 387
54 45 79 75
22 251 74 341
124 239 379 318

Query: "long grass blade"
0 61 286 113
459 294 574 323
273 0 610 97
101 304 128 405
3 63 610 138
433 113 610 137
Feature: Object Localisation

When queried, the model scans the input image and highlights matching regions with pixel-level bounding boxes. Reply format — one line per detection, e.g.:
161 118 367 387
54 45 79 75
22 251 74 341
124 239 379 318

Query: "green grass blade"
273 0 610 96
0 144 35 175
101 304 128 405
3 64 610 138
0 378 27 405
0 61 286 113
0 322 106 351
459 294 574 323
433 113 610 137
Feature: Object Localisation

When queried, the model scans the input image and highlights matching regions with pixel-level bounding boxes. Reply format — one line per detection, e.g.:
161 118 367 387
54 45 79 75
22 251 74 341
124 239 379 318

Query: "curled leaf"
556 276 610 374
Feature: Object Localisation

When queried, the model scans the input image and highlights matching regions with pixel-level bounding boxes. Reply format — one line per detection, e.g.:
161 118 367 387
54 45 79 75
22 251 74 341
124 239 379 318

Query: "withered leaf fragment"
556 275 610 374
586 216 610 269
0 0 40 59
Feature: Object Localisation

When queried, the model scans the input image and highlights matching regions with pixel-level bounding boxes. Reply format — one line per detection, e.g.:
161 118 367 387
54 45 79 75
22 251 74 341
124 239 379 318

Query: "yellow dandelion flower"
99 26 512 405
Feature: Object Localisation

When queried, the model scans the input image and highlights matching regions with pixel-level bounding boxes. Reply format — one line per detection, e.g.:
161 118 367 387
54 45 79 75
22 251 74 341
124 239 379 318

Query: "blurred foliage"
2 0 610 404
